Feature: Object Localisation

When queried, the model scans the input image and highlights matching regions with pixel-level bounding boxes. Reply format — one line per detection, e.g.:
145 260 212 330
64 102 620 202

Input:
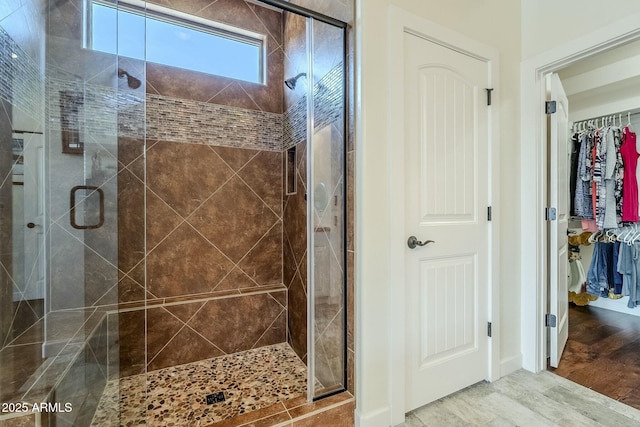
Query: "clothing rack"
571 110 640 133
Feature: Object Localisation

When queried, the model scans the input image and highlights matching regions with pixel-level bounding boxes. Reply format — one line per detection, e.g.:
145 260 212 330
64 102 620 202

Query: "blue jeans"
586 242 618 297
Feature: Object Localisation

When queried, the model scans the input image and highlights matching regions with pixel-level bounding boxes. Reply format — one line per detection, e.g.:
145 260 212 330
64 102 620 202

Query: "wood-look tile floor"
400 304 640 427
549 304 640 410
400 369 640 426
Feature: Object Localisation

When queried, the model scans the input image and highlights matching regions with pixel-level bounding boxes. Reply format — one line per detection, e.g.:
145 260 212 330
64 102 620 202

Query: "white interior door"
404 31 491 411
23 133 45 301
547 73 570 368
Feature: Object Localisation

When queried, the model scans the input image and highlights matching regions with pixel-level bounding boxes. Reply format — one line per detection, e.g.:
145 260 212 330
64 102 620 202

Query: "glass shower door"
307 16 347 399
0 0 145 425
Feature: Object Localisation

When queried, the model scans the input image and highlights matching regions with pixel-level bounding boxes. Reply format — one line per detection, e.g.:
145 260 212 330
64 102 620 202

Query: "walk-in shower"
0 0 350 425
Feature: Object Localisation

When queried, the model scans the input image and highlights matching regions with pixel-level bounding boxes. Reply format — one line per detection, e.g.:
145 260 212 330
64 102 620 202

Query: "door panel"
548 72 570 368
420 255 477 363
404 31 490 411
419 68 476 223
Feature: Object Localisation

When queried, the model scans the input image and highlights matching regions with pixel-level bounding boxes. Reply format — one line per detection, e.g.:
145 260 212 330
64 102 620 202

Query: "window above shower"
84 0 267 84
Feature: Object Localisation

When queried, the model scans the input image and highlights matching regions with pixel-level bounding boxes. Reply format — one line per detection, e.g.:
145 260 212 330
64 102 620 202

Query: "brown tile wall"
144 141 283 297
119 289 288 375
117 137 286 373
282 8 308 365
114 0 290 373
284 141 308 362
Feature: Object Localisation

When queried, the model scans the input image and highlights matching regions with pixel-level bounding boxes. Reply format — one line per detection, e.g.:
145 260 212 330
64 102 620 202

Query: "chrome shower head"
284 72 306 90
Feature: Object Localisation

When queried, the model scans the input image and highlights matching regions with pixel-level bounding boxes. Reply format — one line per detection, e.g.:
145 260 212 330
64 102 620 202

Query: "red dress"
621 126 639 222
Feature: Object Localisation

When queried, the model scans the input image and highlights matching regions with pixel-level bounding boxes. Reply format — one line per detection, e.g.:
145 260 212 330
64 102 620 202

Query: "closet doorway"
546 40 640 409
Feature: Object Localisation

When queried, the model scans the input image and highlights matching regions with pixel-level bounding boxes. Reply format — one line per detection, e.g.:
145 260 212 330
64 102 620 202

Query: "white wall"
355 0 521 424
557 40 640 122
522 0 640 59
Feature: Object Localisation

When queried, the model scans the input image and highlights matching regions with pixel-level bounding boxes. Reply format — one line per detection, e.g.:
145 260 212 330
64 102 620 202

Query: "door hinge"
487 206 492 221
486 88 494 106
487 322 492 337
545 314 557 328
545 207 557 221
545 100 557 114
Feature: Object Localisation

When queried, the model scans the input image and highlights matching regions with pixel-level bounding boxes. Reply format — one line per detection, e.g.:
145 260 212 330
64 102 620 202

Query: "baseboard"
500 353 523 377
355 406 391 427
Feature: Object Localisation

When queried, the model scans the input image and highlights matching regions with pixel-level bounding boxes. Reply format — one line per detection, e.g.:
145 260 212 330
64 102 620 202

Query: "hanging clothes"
570 133 581 217
622 126 639 222
574 114 640 308
617 242 640 308
586 241 623 298
601 127 623 229
574 133 594 219
571 118 636 232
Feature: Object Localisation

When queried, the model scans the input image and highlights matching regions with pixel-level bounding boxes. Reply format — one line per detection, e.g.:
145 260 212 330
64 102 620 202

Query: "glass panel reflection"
310 18 346 398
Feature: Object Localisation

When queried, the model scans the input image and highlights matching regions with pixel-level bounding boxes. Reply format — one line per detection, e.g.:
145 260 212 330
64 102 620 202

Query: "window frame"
83 0 268 85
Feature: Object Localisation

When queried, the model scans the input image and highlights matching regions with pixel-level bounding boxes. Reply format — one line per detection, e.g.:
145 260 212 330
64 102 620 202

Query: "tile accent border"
0 26 42 120
146 94 284 151
47 70 145 139
45 60 344 153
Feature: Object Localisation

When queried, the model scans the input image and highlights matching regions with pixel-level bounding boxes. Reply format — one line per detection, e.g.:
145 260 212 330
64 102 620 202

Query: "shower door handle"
70 185 105 230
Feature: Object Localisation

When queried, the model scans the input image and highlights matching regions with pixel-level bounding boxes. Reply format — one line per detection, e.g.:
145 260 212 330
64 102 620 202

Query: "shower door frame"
257 0 349 402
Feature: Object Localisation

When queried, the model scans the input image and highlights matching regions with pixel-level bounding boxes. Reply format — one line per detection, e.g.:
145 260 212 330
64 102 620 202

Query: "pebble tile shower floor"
90 343 307 426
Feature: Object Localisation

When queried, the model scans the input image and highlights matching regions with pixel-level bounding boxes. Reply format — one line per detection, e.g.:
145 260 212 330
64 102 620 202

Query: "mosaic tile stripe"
283 62 344 149
0 26 43 120
146 94 284 151
47 79 284 151
46 65 343 152
46 69 146 140
3 21 343 151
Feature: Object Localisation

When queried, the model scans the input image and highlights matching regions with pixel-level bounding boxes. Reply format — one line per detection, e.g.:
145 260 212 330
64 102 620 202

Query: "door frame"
387 6 501 424
520 13 640 373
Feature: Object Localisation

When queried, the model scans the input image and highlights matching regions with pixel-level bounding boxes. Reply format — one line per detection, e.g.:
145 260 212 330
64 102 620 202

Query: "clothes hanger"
620 225 636 242
628 224 640 244
627 224 640 245
588 230 602 244
620 226 634 245
623 224 636 243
